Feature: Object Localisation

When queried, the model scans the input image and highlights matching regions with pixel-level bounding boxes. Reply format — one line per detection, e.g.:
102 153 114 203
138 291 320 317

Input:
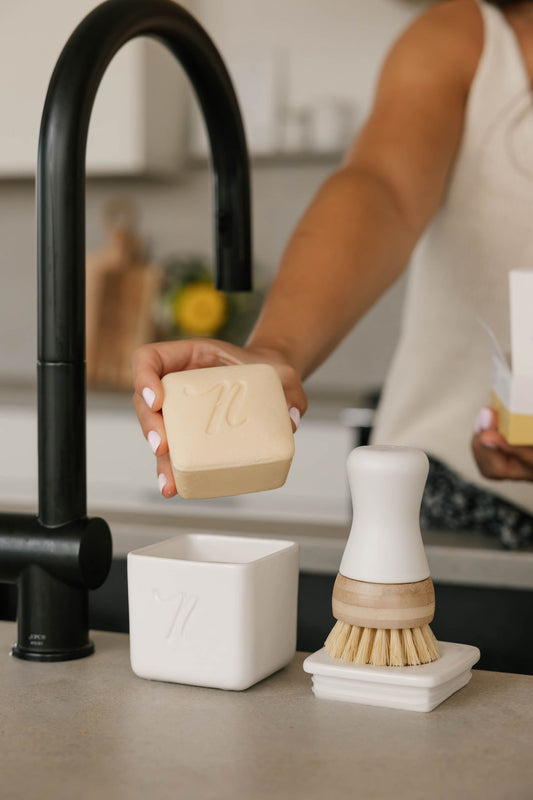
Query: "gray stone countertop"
2 622 532 800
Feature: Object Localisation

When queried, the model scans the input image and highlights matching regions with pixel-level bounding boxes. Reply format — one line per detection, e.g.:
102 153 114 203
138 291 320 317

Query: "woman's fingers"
279 384 307 432
472 406 533 481
473 406 498 434
289 407 301 431
261 358 308 431
131 344 165 412
131 339 248 410
132 392 169 457
132 340 196 411
132 388 176 496
479 431 533 474
472 435 533 481
281 370 308 420
156 453 177 497
132 389 176 495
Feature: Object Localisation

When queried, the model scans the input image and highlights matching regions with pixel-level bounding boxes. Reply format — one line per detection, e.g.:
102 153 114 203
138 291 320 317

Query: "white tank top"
371 0 533 515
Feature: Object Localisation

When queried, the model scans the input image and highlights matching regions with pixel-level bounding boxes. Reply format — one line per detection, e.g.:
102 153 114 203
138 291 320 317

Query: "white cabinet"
0 1 188 177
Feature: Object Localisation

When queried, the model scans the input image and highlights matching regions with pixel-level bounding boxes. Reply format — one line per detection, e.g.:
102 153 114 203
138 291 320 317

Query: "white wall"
0 0 427 395
194 0 423 118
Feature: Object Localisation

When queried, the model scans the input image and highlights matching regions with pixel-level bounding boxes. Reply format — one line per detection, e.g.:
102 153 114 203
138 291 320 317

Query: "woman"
133 0 533 547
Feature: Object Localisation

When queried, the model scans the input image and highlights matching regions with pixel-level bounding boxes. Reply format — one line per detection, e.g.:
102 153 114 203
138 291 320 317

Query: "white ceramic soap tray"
128 532 299 691
303 641 480 712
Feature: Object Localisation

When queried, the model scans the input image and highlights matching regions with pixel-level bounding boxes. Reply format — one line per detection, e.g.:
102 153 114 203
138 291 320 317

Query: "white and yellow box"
487 270 533 445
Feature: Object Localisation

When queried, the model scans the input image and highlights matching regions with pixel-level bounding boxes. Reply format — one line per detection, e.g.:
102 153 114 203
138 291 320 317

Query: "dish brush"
324 445 439 667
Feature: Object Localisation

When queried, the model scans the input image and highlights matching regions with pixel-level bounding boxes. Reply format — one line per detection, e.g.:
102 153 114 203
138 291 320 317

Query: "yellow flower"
173 282 228 336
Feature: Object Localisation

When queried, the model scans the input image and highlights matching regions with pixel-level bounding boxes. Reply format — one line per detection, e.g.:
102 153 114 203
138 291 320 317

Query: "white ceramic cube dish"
128 533 299 691
303 641 480 712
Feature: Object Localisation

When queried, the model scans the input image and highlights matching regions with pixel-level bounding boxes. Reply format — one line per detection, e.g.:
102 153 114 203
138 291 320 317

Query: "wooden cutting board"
86 199 162 390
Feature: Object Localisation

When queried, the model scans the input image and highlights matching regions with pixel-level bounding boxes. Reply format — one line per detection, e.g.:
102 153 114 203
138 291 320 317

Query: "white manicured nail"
482 441 499 450
289 407 300 430
158 474 167 494
147 431 161 454
474 407 492 434
142 387 156 409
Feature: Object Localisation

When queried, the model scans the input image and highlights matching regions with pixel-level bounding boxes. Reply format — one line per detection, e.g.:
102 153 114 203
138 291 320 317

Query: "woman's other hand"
132 338 307 497
472 406 533 481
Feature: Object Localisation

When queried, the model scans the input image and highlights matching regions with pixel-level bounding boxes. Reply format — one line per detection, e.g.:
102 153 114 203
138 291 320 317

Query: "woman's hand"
471 407 533 481
132 338 307 497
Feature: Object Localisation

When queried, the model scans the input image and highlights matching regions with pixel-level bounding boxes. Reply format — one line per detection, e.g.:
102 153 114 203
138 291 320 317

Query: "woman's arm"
246 0 482 376
132 0 483 496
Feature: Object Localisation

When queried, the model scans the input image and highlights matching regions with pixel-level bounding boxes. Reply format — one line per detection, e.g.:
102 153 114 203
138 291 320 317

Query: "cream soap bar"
161 364 295 499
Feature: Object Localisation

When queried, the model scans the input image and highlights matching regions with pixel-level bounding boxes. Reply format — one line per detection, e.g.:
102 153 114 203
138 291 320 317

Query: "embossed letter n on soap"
161 364 295 498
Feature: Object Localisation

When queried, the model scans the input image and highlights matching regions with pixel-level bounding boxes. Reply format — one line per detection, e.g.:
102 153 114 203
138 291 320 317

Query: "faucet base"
12 564 95 662
11 640 94 662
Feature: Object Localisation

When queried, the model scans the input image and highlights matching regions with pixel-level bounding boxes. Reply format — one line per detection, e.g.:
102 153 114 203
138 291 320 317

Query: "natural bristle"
324 620 351 660
403 628 420 666
370 628 389 666
355 626 375 664
342 625 362 662
389 628 405 667
324 622 440 667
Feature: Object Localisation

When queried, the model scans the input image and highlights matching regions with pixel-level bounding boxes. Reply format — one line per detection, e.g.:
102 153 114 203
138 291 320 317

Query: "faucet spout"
38 0 252 527
1 0 252 661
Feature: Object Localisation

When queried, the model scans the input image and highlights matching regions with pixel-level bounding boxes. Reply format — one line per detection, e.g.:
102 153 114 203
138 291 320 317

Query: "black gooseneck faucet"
0 0 251 661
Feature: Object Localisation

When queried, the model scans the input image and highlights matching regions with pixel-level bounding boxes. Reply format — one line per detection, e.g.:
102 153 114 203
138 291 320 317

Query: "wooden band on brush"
332 573 435 629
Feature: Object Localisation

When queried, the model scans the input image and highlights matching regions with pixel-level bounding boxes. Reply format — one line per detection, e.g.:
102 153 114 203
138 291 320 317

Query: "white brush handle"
339 446 430 584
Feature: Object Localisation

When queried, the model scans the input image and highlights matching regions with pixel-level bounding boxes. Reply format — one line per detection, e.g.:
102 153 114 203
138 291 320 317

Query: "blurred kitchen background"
2 0 532 673
0 0 426 392
1 0 427 524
